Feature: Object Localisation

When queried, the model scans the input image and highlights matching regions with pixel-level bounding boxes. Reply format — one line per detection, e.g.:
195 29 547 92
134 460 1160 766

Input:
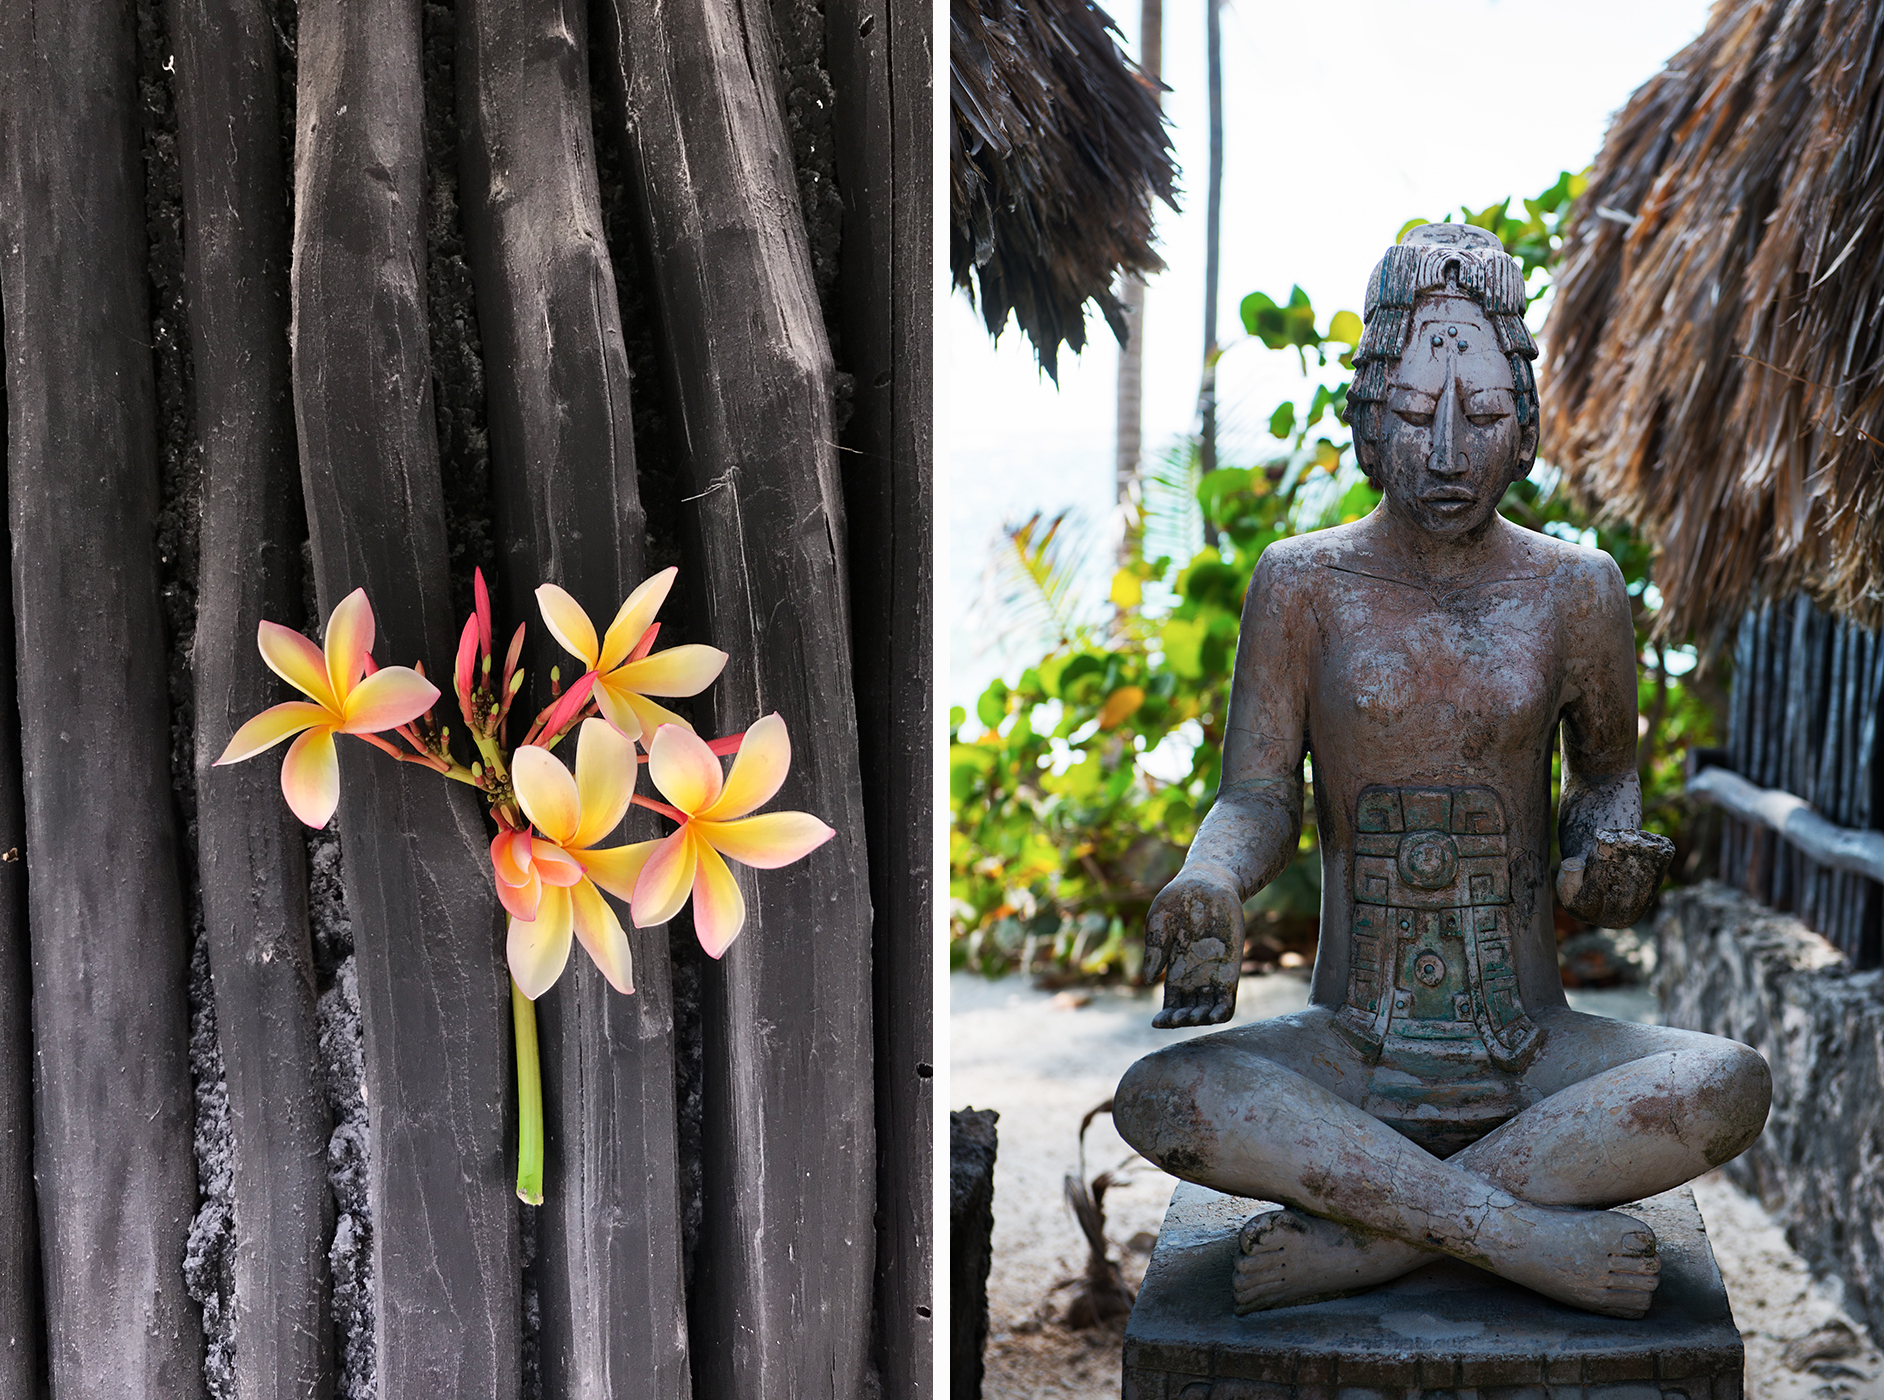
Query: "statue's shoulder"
1255 520 1371 587
1516 527 1629 606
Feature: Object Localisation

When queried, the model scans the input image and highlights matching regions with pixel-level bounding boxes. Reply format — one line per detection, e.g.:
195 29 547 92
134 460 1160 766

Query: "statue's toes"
1238 1208 1288 1254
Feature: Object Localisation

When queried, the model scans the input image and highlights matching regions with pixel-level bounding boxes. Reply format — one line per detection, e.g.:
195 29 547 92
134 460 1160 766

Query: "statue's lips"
1421 491 1479 510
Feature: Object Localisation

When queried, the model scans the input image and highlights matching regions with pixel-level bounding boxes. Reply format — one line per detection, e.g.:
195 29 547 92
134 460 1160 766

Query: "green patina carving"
1335 785 1539 1156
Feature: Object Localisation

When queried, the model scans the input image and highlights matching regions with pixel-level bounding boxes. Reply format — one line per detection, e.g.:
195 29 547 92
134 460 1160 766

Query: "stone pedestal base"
1123 1184 1742 1400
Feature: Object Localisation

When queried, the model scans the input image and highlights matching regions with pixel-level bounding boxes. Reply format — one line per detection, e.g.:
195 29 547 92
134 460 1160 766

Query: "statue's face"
1358 294 1533 538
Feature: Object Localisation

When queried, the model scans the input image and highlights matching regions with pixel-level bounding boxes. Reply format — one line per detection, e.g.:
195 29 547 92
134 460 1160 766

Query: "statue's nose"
1427 360 1469 476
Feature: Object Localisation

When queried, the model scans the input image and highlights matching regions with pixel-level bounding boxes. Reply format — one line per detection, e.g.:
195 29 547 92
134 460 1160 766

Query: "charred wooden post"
826 0 934 1392
597 1 878 1392
173 2 337 1395
291 1 520 1391
0 300 39 1400
456 0 691 1392
0 3 206 1392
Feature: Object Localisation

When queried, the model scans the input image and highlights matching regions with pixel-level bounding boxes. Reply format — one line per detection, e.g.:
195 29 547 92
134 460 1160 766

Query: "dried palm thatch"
951 0 1177 379
1543 0 1884 645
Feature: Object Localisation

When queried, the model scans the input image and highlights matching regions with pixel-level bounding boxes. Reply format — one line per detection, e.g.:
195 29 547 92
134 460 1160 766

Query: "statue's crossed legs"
1113 1005 1770 1319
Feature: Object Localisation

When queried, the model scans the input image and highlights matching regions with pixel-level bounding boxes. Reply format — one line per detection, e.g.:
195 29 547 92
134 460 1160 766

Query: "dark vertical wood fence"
826 1 936 1393
1720 596 1884 967
0 0 931 1394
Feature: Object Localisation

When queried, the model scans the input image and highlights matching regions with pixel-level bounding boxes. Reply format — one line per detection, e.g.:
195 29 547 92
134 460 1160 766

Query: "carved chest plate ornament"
1335 785 1541 1155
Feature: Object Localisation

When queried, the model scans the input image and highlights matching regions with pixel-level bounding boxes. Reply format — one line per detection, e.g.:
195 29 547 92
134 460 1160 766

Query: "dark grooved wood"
596 1 878 1392
291 0 519 1391
174 4 336 1395
825 0 934 1392
0 3 206 1391
457 0 690 1391
0 287 40 1400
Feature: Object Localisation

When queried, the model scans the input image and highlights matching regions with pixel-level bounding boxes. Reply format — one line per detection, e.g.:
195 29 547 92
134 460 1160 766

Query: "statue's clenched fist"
1145 867 1244 1028
1555 827 1675 930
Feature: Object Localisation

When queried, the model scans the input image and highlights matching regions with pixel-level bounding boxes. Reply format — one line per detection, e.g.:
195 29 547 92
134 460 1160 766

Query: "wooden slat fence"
0 0 931 1396
1718 596 1884 968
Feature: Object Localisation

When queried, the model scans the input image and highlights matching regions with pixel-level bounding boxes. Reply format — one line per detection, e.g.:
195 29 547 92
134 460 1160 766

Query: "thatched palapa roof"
1543 0 1884 642
950 0 1176 378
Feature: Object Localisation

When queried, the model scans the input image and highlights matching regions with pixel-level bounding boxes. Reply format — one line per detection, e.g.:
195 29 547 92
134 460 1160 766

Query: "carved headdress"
1344 223 1538 450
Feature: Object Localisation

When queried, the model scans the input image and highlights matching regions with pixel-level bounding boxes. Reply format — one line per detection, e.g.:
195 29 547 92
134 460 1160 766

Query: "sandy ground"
951 971 1883 1400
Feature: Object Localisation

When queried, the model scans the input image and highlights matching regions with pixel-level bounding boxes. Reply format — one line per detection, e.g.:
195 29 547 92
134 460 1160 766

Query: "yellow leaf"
1110 569 1143 609
1314 439 1341 472
1327 310 1363 347
1098 685 1146 730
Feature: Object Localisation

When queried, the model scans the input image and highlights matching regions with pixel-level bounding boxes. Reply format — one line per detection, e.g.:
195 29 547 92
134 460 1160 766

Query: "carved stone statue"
1112 223 1770 1321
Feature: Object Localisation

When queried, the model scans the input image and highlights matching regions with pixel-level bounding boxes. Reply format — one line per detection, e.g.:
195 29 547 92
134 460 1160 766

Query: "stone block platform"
1123 1184 1742 1400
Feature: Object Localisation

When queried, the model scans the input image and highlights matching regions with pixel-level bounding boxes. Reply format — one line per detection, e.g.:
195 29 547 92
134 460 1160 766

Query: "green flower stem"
512 978 545 1205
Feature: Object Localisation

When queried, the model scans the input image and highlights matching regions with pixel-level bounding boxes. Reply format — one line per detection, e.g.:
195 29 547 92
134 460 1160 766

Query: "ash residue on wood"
183 932 236 1400
519 1205 541 1400
310 830 375 1400
669 929 706 1287
271 0 298 227
587 11 684 579
136 0 203 849
139 2 221 1385
768 0 852 435
769 0 842 323
421 0 494 623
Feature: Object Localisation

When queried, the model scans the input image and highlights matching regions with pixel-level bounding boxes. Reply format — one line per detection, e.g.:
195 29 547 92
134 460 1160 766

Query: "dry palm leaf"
1543 0 1884 644
951 0 1178 378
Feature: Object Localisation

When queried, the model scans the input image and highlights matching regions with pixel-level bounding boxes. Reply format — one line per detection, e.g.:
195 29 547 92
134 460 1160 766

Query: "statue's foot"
1233 1207 1431 1314
1491 1206 1661 1320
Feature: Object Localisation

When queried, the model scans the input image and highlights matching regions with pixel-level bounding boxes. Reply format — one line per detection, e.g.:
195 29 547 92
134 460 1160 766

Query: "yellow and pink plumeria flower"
630 713 835 957
496 718 653 998
535 567 727 742
214 590 439 828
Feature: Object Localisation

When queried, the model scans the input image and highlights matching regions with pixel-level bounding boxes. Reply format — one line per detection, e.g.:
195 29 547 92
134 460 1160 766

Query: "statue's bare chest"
1309 576 1563 772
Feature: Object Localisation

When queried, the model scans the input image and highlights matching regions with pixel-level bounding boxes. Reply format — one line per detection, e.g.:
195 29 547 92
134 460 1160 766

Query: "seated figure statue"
1112 223 1770 1322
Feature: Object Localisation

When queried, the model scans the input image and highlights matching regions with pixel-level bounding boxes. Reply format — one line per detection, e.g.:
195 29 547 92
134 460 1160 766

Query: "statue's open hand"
1556 828 1675 929
1145 868 1243 1028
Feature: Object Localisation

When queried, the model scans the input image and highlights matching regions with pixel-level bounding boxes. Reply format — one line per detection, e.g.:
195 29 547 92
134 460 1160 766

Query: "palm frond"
1139 438 1204 566
1543 0 1884 642
950 0 1179 379
975 509 1098 658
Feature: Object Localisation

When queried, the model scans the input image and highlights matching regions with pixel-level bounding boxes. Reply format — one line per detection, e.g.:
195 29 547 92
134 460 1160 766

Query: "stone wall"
1656 881 1884 1343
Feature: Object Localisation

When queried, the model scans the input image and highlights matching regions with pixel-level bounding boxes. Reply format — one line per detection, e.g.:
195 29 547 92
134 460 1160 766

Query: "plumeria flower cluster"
217 567 836 993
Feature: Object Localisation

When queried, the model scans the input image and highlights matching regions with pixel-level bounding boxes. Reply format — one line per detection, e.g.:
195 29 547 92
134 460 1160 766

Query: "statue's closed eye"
1393 407 1434 427
1465 411 1506 427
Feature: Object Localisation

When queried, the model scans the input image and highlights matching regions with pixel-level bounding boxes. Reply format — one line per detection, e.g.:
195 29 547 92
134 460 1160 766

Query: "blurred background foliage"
951 172 1725 982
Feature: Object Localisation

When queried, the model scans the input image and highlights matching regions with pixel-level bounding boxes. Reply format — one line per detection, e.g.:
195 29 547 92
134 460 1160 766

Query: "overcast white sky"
944 0 1716 707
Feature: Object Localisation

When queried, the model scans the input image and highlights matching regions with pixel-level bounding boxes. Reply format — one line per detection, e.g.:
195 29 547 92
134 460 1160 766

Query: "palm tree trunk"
1198 0 1224 520
1115 0 1163 569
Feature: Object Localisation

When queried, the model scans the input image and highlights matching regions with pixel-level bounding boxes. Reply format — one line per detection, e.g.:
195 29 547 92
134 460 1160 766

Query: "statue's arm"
1555 554 1674 928
1145 552 1308 1027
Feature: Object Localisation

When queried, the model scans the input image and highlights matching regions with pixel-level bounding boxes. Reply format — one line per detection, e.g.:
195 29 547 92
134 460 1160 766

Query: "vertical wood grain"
174 3 337 1393
291 0 520 1390
457 0 691 1391
596 1 878 1391
826 0 934 1391
0 1 206 1390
